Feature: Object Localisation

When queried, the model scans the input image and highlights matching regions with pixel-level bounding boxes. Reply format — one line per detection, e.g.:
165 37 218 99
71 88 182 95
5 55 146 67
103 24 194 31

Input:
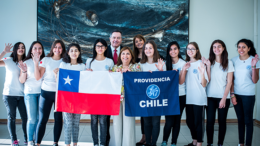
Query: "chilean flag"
55 69 122 115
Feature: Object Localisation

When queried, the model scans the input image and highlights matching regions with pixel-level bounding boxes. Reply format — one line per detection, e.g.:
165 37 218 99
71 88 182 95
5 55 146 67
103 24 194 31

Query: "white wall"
0 0 257 120
256 0 260 121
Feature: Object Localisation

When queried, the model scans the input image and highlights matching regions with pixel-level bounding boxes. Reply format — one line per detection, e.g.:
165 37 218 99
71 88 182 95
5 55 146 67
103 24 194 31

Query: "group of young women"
0 34 259 146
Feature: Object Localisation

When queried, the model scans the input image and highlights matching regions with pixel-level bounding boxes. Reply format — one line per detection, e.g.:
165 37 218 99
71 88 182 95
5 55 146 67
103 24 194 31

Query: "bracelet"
22 71 27 73
252 66 256 69
230 94 236 98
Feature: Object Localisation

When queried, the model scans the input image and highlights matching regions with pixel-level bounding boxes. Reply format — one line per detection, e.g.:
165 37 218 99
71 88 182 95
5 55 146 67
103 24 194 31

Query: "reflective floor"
0 123 259 146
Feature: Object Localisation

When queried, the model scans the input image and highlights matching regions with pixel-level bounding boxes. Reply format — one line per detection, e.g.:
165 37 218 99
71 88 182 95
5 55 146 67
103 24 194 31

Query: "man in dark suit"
106 29 123 146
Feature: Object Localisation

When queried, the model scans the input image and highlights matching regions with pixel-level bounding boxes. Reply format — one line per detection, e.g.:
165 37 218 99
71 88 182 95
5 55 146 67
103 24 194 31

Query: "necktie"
113 49 118 64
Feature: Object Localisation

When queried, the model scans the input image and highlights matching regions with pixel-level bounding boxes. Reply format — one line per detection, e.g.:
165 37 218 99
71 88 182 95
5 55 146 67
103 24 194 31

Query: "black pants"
141 117 144 134
3 95 28 142
36 90 63 144
234 94 255 146
106 115 111 144
143 116 161 145
206 97 230 145
163 95 186 144
186 104 205 143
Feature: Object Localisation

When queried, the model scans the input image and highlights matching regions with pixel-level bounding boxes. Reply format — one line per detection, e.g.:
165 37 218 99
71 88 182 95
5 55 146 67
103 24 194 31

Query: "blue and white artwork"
37 0 189 61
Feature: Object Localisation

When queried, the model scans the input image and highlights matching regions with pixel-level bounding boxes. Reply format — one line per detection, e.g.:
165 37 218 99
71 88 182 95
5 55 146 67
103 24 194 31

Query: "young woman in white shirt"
34 40 66 146
132 34 147 146
161 41 186 146
140 40 166 146
231 39 259 146
54 43 85 146
0 42 27 146
18 41 45 146
182 42 208 146
85 39 114 146
205 40 235 146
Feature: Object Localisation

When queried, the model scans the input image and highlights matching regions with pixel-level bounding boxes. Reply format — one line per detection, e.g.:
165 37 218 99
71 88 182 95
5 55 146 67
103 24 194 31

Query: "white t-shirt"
24 59 42 94
1 57 24 96
207 60 234 98
172 59 186 96
140 62 166 71
86 57 114 71
231 56 260 95
59 62 86 71
186 60 209 106
39 57 62 92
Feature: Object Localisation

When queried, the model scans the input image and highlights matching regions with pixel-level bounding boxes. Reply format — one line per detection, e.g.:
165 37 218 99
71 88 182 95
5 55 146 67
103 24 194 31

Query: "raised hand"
155 58 165 71
198 62 206 75
183 62 191 70
18 61 27 72
122 67 131 72
251 54 259 67
202 57 211 67
3 43 13 53
32 53 40 64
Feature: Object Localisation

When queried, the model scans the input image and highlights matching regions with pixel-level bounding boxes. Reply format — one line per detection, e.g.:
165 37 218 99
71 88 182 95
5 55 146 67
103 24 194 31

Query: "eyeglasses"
96 45 105 49
187 48 196 52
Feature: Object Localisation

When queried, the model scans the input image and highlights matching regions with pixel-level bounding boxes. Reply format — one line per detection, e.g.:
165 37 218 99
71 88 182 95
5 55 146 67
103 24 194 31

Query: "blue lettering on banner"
123 71 180 117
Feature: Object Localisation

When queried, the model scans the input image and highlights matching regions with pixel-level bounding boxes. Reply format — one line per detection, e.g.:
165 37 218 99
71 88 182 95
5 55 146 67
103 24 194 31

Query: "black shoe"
136 141 146 146
53 143 58 146
184 142 195 146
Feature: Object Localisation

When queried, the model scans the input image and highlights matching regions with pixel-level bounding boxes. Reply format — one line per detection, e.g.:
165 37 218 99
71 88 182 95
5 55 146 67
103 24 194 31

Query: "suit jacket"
106 45 123 64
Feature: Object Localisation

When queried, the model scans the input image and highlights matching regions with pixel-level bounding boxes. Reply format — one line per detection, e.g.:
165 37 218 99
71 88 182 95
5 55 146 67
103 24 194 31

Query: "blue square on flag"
123 71 180 117
58 69 80 92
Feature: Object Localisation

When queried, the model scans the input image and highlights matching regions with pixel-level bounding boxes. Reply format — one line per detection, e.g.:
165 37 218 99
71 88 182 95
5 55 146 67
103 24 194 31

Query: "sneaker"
12 140 19 146
161 141 167 146
207 144 213 146
28 141 34 146
94 145 99 146
53 143 58 146
171 144 176 146
217 145 223 146
24 140 28 145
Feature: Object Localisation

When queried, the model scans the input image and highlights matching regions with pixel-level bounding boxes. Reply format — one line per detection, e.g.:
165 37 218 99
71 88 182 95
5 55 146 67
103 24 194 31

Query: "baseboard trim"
0 119 239 124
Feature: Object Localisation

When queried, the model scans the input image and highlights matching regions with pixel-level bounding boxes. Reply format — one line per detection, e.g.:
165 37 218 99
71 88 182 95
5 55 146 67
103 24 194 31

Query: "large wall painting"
37 0 189 61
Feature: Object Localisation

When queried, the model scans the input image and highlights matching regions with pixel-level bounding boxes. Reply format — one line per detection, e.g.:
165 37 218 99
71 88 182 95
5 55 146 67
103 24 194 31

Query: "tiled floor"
0 123 260 146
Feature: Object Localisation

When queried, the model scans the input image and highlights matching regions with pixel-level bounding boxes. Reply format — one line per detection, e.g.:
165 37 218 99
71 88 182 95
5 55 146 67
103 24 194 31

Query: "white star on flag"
63 75 73 85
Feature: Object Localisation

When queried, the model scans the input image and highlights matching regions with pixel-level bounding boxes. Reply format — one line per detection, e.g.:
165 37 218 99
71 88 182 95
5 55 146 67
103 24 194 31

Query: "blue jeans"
3 95 28 142
24 94 40 142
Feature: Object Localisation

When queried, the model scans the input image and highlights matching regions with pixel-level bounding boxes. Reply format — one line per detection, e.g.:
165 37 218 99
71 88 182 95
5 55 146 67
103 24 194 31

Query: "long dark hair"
24 41 45 62
62 43 83 63
166 41 184 71
89 38 108 68
237 39 257 56
133 34 146 60
140 40 160 63
209 40 228 71
47 40 66 58
185 42 202 61
10 42 26 63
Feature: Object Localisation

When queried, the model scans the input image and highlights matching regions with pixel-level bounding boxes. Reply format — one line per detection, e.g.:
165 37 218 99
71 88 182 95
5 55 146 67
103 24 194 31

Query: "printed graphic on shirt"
193 69 198 74
105 65 109 70
40 61 42 64
246 65 251 70
146 84 160 99
177 67 181 71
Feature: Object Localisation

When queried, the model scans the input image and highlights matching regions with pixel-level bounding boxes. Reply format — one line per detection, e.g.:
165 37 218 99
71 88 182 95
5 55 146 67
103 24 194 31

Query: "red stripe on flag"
56 90 120 115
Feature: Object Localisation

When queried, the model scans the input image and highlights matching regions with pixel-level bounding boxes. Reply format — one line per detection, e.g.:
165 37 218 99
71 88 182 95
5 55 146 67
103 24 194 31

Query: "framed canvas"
37 0 189 61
